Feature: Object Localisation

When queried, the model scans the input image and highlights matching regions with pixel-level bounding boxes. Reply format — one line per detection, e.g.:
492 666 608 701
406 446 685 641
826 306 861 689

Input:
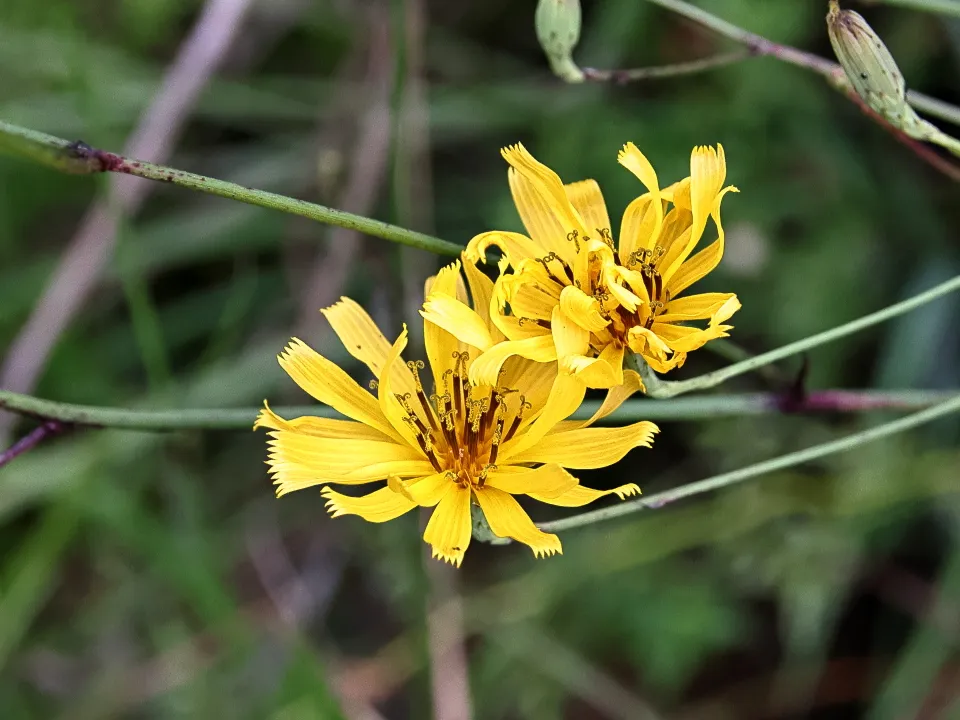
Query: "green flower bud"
827 1 960 157
535 0 584 83
826 1 906 124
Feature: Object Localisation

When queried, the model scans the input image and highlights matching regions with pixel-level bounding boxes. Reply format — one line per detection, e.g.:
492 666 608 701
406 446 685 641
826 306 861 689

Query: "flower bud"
827 1 960 157
826 1 906 123
535 0 584 83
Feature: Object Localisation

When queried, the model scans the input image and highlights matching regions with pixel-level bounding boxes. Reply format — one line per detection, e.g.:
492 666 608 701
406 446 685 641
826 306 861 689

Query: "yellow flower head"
424 143 740 388
256 261 658 567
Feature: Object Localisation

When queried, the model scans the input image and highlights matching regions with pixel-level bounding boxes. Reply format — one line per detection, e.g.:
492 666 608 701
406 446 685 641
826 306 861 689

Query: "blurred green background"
1 0 959 717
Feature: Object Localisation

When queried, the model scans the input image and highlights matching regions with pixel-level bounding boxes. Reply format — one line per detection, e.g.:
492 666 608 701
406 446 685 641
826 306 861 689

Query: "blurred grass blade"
0 502 80 672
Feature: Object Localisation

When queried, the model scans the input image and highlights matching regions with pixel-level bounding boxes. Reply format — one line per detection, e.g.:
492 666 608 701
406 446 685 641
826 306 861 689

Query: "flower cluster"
257 142 738 566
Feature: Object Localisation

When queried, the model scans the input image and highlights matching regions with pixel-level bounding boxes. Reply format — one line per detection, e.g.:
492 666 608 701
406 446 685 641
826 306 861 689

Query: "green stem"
0 120 461 257
0 388 953 431
867 0 960 18
909 90 960 128
581 50 748 82
646 274 960 399
643 0 960 128
539 393 960 535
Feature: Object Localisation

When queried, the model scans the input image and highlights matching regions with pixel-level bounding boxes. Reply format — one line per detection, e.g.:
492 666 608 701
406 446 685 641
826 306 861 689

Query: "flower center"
392 352 530 488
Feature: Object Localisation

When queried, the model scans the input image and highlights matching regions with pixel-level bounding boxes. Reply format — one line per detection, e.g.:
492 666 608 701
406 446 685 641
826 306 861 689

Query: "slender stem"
908 90 960 129
866 0 960 18
0 421 63 468
845 86 960 182
704 338 789 385
540 393 960 534
581 50 748 82
0 120 461 257
0 388 952 431
645 0 837 76
643 0 960 128
647 274 960 399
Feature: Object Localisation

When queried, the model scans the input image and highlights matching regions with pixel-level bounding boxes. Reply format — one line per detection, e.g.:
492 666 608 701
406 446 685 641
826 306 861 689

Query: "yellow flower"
423 143 739 387
255 262 658 567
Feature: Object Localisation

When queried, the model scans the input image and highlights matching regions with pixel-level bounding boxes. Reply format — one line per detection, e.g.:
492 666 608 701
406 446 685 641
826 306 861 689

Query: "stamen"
468 397 490 433
503 395 532 444
477 463 497 488
566 229 581 252
406 359 426 393
408 360 441 434
395 392 416 416
598 227 615 249
533 252 559 274
369 379 379 390
627 248 651 268
488 400 509 465
652 271 663 302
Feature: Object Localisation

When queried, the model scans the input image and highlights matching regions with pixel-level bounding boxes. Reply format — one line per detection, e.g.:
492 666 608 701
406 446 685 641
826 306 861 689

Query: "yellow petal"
711 295 741 325
278 339 399 441
473 486 562 558
570 237 612 298
507 270 563 321
492 312 552 342
651 322 732 353
551 305 590 363
665 186 737 293
321 485 416 523
642 350 687 374
499 356 558 414
651 206 693 279
424 262 463 391
423 484 472 567
665 238 719 298
661 177 691 209
254 402 389 440
617 143 663 262
266 431 426 495
509 168 577 265
464 231 543 269
662 145 726 281
484 463 579 498
321 297 416 397
656 292 739 323
266 433 422 476
564 179 611 239
388 471 453 507
565 341 624 389
506 419 657 468
499 373 585 460
618 142 660 193
627 326 671 361
555 368 644 431
502 144 586 261
605 271 643 313
618 195 663 265
421 293 495 351
336 459 439 483
468 334 557 387
559 285 609 333
529 482 641 507
376 326 424 449
462 256 502 341
605 264 650 306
